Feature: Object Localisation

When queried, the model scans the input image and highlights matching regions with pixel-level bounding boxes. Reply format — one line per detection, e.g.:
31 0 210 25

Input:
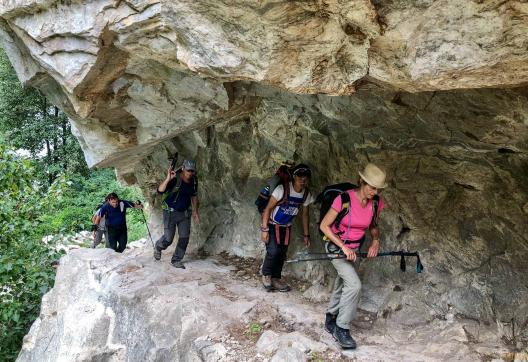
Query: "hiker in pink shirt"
319 163 388 350
329 187 385 249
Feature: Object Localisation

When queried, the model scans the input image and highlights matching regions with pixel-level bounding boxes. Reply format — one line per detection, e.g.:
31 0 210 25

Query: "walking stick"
286 250 424 273
136 200 155 249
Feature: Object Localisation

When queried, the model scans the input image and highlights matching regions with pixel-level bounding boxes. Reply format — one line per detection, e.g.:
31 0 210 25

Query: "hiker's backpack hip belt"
267 222 291 245
325 236 365 253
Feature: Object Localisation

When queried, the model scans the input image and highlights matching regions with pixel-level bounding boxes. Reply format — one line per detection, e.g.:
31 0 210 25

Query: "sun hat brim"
358 170 388 189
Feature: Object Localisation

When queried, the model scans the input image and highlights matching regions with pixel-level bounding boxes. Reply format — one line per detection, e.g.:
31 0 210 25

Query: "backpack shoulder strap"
162 176 182 201
334 191 351 229
302 188 309 204
173 175 183 190
277 182 290 205
192 175 198 193
370 195 380 228
120 201 125 212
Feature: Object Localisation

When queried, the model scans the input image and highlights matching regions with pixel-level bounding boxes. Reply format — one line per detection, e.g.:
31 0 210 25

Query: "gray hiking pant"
91 229 109 248
326 243 362 329
155 209 191 263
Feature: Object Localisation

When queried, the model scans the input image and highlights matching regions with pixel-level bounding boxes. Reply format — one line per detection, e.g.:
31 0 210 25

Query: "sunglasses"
293 168 311 177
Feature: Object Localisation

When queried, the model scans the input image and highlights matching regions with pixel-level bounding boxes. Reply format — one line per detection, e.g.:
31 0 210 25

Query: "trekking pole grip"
416 253 424 273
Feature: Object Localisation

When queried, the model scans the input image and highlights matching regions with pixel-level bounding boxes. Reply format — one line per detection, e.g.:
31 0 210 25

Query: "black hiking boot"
171 261 186 269
333 326 357 349
324 313 337 334
153 248 161 261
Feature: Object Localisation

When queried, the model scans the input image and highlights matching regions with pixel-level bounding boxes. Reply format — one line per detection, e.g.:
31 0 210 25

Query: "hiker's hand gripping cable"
158 166 177 193
261 195 280 243
320 208 356 262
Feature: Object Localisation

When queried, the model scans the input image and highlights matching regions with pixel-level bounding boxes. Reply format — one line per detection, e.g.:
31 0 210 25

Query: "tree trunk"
42 97 54 185
58 106 67 171
45 138 53 185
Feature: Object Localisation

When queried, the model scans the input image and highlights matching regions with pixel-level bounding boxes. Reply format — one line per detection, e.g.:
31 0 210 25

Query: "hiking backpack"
91 203 106 225
91 203 104 223
254 161 297 214
315 183 380 236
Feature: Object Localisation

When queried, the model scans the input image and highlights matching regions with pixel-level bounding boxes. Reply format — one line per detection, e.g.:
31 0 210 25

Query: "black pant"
107 224 128 253
155 210 191 263
261 225 290 278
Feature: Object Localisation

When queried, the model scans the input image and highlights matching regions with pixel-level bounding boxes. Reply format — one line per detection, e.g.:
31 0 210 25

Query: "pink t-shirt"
330 190 385 248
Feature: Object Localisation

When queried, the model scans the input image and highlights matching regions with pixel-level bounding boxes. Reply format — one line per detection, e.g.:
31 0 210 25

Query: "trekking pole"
136 200 155 249
286 250 424 273
169 152 179 171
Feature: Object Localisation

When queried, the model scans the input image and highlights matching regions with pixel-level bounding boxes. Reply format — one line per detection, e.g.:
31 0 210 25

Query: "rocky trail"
18 246 522 362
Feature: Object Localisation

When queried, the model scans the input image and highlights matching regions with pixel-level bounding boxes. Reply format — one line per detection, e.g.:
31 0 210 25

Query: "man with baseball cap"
154 159 200 268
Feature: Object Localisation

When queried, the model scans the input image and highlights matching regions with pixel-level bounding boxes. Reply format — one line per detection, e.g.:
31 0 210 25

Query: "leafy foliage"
0 48 87 184
0 145 61 361
245 322 263 341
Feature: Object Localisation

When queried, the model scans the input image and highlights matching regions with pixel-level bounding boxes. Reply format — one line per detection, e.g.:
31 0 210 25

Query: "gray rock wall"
131 83 528 333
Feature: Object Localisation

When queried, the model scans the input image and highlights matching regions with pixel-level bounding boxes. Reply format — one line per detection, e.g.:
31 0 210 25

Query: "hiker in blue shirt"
93 192 143 253
153 160 200 269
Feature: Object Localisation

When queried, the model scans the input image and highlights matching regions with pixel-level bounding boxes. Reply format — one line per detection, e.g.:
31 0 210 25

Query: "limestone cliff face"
1 0 527 355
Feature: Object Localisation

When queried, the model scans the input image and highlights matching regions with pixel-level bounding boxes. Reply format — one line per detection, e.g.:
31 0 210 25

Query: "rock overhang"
1 1 527 168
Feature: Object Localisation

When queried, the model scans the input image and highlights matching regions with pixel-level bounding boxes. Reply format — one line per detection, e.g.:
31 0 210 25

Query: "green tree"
0 48 87 184
0 144 61 361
